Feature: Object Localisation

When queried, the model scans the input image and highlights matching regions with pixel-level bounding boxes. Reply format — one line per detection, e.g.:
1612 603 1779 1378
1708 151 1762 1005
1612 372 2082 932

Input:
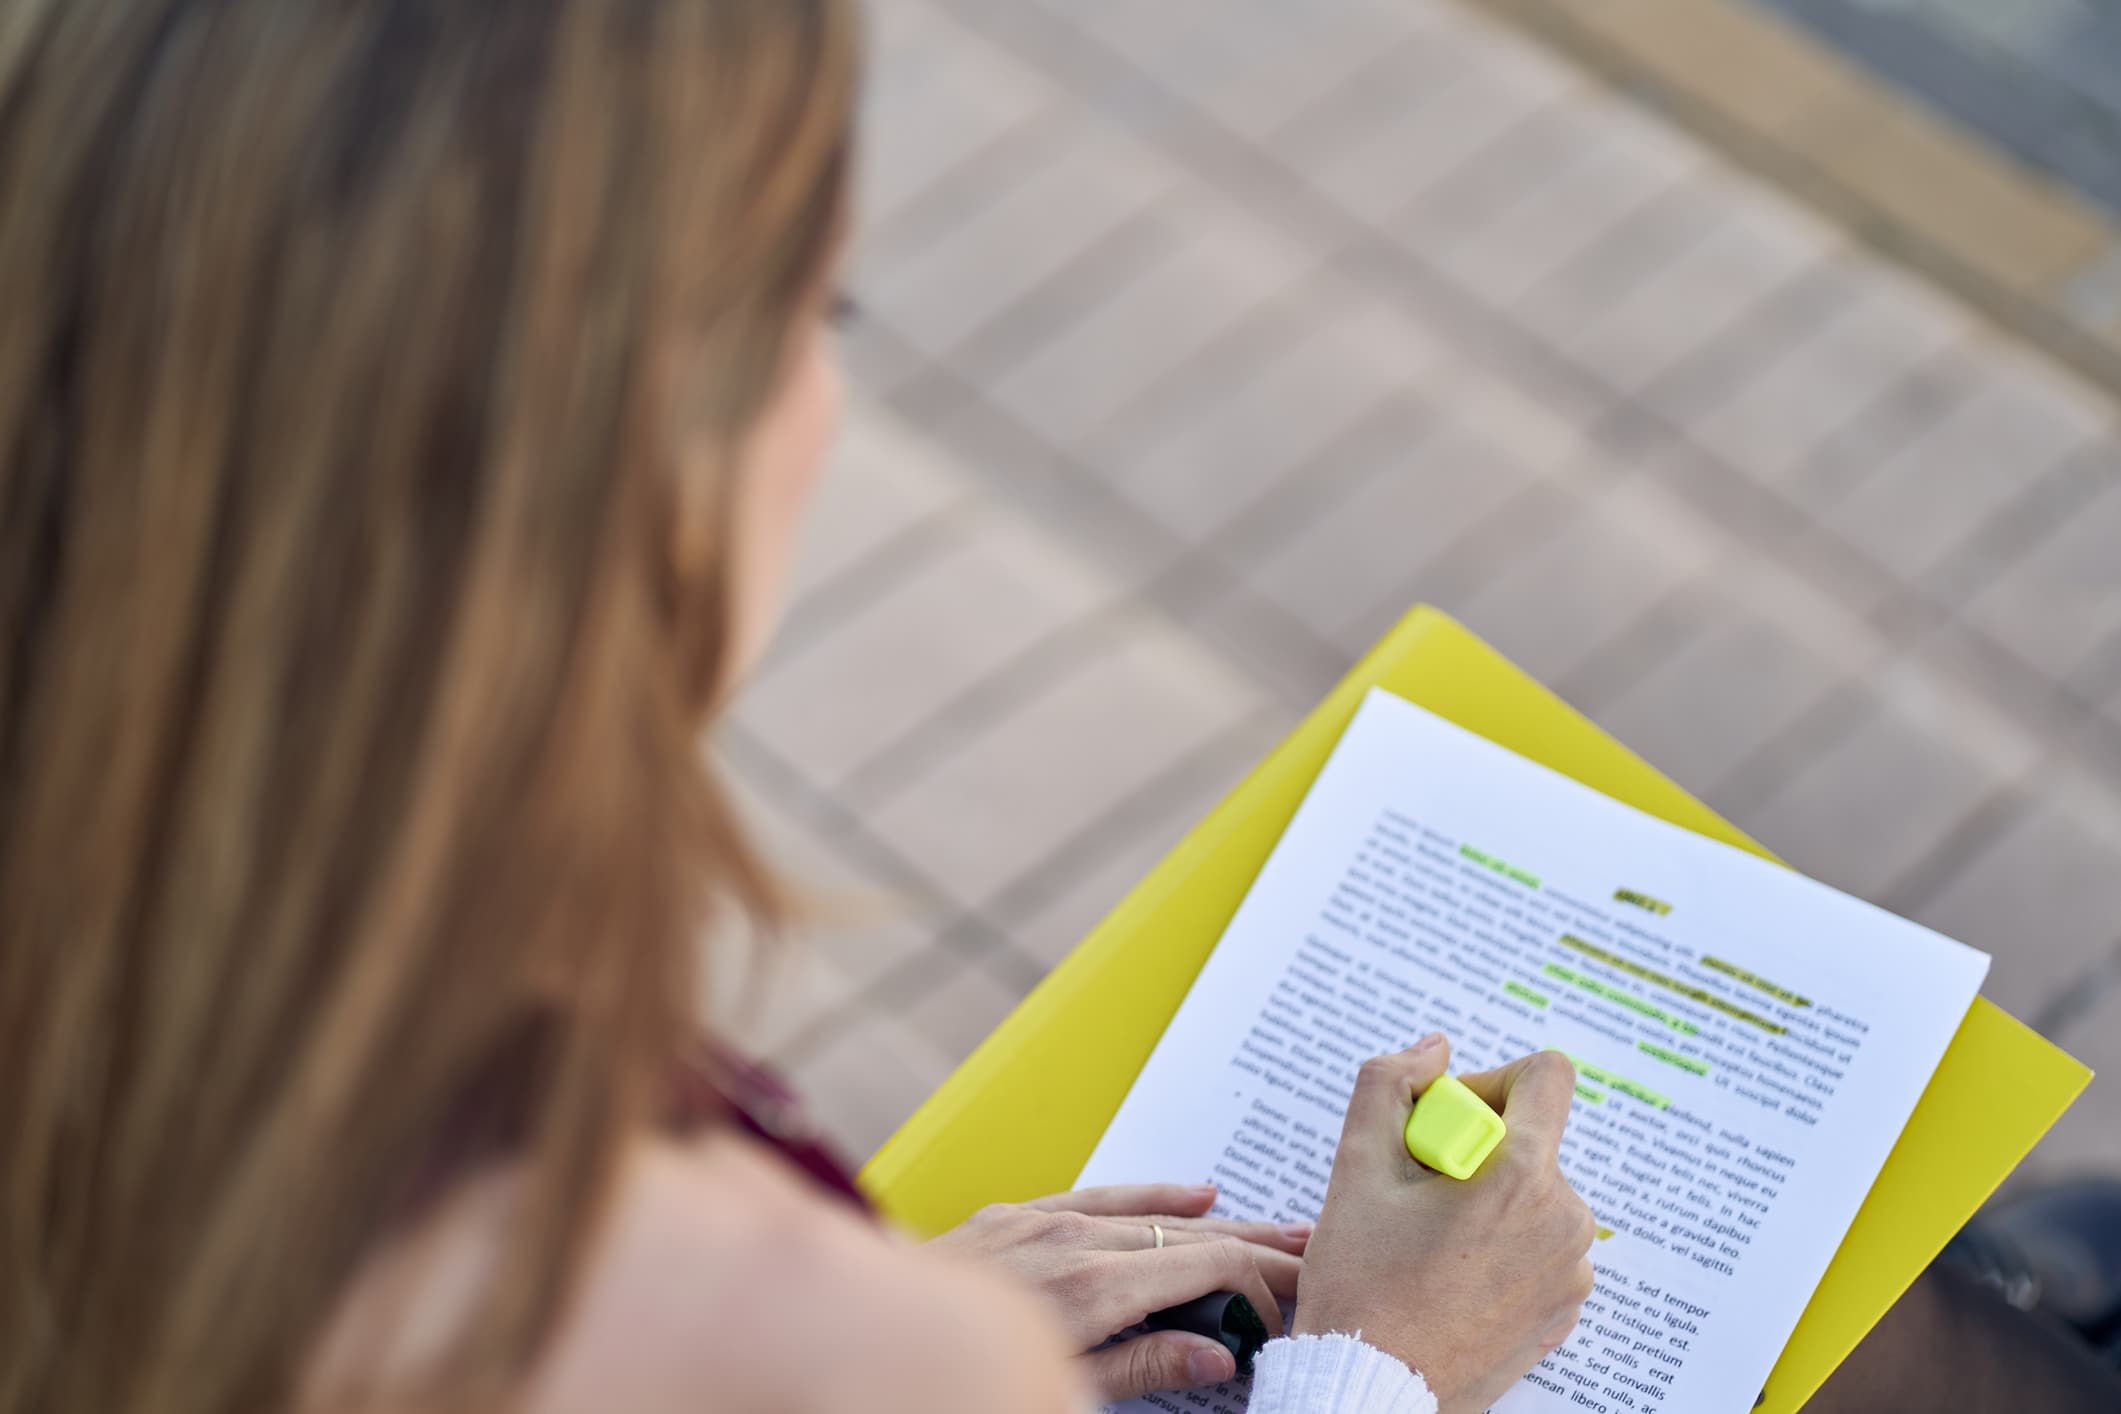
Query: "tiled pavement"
711 0 2121 1185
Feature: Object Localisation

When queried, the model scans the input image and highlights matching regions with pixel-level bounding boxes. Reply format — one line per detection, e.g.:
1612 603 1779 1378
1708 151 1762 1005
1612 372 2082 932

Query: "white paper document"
1079 689 1989 1414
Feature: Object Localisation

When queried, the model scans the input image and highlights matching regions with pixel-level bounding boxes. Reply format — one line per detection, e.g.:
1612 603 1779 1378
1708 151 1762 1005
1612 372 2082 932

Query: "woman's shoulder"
313 1130 1083 1414
530 1132 1084 1413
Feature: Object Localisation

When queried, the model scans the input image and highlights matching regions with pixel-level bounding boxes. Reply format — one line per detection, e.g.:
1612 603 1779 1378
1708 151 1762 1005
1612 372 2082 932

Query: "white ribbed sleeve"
1246 1333 1439 1414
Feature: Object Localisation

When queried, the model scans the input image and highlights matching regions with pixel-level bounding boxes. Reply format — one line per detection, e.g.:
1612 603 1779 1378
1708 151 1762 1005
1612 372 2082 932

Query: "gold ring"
1150 1223 1165 1250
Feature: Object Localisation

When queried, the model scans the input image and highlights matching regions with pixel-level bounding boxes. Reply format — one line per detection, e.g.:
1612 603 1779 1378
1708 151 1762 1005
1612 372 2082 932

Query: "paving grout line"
720 718 987 930
1603 389 1958 655
1549 586 1716 720
858 101 1065 269
1877 448 2116 607
1344 473 1578 631
1929 618 2112 754
1866 648 2121 1013
1703 614 2114 920
2032 938 2121 1039
739 418 1344 871
1204 395 1445 567
1505 176 1725 343
1264 20 1477 164
2071 729 2121 861
830 605 1143 815
839 309 930 400
919 279 1460 699
1874 783 2031 921
2075 618 2121 719
1312 174 1642 430
1628 260 1860 426
1291 170 1972 652
1132 390 1691 702
773 708 1297 1062
1457 0 2121 401
1066 258 1353 465
1152 559 1369 715
1587 336 2021 646
1761 340 1975 510
879 350 979 437
940 203 1178 385
1619 412 1940 642
891 361 1195 580
1705 680 1875 821
1567 402 1911 630
764 502 980 669
981 705 1292 936
1920 437 2121 609
1899 614 2121 822
912 378 1175 535
1058 11 2032 564
1379 89 1581 240
926 0 1589 406
1851 495 2121 749
970 934 1054 996
734 401 1356 952
866 174 1334 447
767 916 990 1067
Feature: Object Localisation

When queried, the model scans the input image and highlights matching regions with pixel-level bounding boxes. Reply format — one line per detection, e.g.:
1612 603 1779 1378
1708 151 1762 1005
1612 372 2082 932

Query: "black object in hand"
1145 1291 1271 1376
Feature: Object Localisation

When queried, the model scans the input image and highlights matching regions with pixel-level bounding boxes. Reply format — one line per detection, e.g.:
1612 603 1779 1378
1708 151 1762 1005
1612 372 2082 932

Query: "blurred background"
714 0 2121 1180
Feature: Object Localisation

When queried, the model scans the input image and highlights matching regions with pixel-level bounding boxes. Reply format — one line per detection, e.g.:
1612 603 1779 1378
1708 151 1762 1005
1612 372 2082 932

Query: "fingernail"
1412 1031 1444 1052
1280 1222 1314 1239
1188 1348 1236 1384
1189 1183 1217 1198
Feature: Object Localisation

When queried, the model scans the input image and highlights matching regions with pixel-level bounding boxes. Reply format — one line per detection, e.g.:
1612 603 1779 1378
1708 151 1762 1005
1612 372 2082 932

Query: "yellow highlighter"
1404 1074 1506 1179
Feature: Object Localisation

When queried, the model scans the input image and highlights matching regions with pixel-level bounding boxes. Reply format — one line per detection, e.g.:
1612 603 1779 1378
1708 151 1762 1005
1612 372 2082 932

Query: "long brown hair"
0 2 857 1410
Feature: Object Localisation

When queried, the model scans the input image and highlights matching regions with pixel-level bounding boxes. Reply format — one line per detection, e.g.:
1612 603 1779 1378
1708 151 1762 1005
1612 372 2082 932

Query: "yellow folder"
861 606 2090 1411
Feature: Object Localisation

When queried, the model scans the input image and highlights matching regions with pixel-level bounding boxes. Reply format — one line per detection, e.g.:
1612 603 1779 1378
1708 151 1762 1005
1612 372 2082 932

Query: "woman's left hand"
927 1183 1307 1401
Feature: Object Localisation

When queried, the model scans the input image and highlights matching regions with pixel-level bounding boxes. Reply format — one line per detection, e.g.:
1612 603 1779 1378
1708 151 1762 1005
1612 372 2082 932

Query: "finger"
1025 1183 1218 1218
1079 1332 1237 1401
1151 1227 1302 1303
1051 1215 1298 1295
1092 1241 1285 1340
1340 1033 1452 1171
1457 1050 1577 1161
1152 1213 1312 1253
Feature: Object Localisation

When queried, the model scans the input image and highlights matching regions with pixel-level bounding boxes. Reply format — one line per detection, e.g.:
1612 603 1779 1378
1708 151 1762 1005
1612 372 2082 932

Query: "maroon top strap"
412 1027 870 1222
668 1042 871 1213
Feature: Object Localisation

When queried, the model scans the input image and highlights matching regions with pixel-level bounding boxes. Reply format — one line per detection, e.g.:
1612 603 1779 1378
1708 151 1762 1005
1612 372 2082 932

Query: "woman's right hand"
1293 1034 1596 1414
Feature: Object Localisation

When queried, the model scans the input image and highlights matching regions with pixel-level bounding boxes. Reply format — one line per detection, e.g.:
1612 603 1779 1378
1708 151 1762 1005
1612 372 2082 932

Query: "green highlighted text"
1503 980 1550 1009
1459 843 1540 889
1637 1040 1710 1076
1542 962 1698 1034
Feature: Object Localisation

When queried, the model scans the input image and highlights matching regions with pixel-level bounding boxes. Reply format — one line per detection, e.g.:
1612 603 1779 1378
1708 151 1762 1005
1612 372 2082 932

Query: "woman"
2 4 2115 1412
